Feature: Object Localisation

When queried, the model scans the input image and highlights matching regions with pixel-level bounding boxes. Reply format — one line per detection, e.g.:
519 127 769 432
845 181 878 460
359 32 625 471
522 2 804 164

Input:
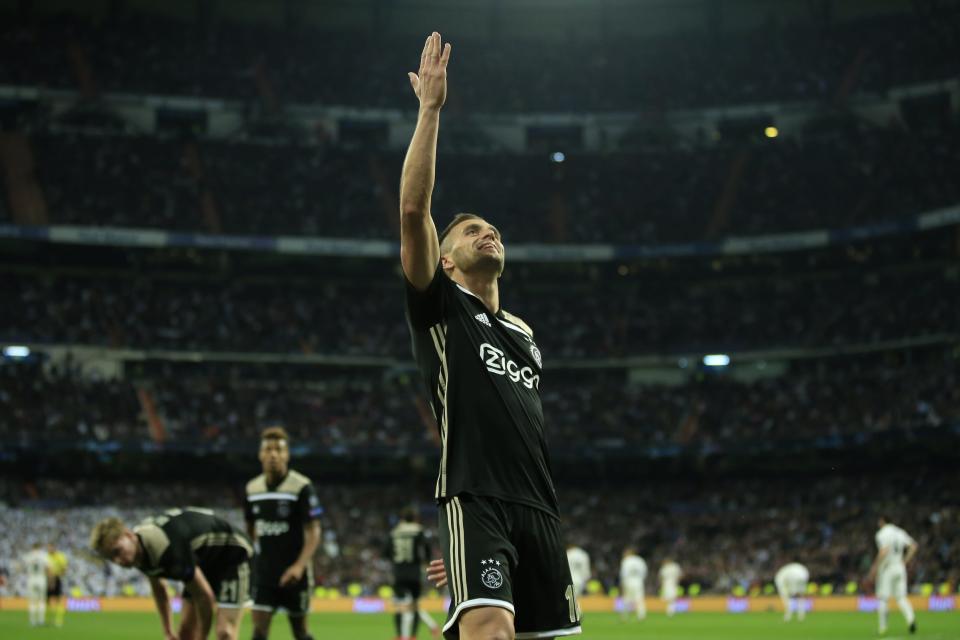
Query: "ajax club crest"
529 344 542 369
480 558 504 589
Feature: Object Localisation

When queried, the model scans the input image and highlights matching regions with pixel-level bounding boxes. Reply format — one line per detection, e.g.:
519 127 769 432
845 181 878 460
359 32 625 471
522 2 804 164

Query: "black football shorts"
438 494 582 639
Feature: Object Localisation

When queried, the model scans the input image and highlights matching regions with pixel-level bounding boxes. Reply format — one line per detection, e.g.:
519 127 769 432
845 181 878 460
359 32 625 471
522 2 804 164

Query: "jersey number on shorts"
219 579 238 603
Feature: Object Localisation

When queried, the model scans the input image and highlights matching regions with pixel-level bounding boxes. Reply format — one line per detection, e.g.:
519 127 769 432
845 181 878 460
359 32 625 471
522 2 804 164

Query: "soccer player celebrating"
566 545 591 597
22 542 50 626
245 426 322 640
866 516 918 635
400 31 582 639
90 508 253 640
619 548 647 621
385 508 436 640
659 559 682 617
46 543 69 627
774 562 809 622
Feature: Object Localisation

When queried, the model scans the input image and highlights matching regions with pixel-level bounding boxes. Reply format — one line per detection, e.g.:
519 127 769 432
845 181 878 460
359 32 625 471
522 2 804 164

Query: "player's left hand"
279 563 306 587
426 558 448 588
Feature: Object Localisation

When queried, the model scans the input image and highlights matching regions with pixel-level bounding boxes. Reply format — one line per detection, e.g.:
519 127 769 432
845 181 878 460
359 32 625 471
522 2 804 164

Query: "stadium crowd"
12 121 959 243
3 257 957 358
1 7 957 111
1 473 957 599
1 350 956 449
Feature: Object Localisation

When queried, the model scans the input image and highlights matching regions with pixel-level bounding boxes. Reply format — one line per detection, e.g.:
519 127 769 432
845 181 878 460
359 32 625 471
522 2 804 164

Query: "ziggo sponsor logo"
480 343 540 390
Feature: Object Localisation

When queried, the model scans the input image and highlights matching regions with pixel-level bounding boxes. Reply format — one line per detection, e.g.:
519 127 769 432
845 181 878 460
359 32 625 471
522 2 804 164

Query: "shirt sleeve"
405 264 448 330
299 483 323 522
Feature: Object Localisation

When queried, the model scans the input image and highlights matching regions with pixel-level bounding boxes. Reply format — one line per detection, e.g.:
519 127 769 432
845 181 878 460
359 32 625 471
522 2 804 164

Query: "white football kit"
620 554 648 619
875 524 915 599
566 546 591 596
22 549 50 626
659 562 681 600
873 522 917 634
775 562 810 621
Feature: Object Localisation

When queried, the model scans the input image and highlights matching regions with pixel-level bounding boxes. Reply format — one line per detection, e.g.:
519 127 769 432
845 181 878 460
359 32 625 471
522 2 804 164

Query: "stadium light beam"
703 354 730 367
3 345 31 358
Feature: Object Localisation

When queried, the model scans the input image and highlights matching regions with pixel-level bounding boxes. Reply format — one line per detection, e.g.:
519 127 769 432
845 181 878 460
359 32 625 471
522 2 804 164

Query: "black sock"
394 612 402 636
413 611 421 637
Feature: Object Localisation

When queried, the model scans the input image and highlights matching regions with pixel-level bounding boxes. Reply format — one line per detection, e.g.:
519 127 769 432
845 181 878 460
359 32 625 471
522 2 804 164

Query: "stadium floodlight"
703 354 730 367
3 345 30 358
551 151 566 163
764 126 779 138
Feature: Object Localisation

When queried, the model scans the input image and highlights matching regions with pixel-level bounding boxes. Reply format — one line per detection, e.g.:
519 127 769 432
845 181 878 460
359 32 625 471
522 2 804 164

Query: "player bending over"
91 508 253 640
401 31 581 639
774 562 809 622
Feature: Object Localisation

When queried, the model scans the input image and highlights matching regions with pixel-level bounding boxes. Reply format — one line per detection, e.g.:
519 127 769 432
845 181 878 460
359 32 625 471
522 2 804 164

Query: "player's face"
445 219 505 275
108 532 139 568
259 438 290 476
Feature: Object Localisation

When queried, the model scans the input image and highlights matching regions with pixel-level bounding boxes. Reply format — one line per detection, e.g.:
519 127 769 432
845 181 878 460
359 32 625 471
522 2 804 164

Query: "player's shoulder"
246 474 267 495
392 521 423 535
279 469 313 494
500 309 534 338
133 522 172 560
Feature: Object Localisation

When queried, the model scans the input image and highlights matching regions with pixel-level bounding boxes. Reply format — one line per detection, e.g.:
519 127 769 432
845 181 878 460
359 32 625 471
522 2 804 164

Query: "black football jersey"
244 470 321 585
134 508 253 583
406 265 560 518
385 521 430 582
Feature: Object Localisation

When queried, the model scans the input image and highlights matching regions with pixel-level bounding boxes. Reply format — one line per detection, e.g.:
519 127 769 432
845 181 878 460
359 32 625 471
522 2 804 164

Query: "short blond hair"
90 517 126 557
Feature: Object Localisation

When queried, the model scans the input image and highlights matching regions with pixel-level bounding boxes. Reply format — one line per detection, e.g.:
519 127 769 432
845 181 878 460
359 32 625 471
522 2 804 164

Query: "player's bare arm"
400 32 451 290
148 576 177 640
866 547 888 583
183 566 216 638
280 520 321 586
904 541 919 566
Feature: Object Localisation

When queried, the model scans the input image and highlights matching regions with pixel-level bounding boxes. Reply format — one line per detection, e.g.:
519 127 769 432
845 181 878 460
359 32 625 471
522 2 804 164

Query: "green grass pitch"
0 611 956 639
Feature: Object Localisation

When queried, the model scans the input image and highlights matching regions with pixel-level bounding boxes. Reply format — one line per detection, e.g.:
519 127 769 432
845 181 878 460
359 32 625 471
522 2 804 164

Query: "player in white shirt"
659 559 682 617
566 544 591 597
866 516 918 635
619 547 648 621
774 562 810 622
22 542 51 626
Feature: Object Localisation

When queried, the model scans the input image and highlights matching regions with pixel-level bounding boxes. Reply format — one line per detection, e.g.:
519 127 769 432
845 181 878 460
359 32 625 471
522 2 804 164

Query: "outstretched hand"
409 32 452 110
426 558 448 588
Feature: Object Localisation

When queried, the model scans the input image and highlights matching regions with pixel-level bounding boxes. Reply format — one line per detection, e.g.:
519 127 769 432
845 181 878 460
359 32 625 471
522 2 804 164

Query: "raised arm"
400 32 451 290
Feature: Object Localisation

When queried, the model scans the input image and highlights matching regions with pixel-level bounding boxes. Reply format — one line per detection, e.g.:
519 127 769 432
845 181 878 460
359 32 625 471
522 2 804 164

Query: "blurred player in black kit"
386 508 440 639
245 426 322 640
400 31 582 640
